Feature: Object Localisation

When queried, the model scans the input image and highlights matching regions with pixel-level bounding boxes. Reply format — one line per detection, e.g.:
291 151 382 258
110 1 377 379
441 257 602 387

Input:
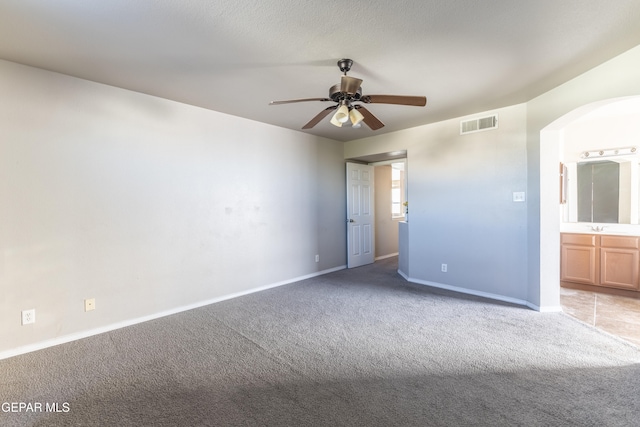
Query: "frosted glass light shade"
330 114 343 127
334 104 350 123
349 108 364 126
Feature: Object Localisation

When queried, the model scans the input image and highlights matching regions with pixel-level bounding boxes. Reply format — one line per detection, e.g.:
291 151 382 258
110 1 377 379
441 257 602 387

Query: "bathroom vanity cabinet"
561 233 640 292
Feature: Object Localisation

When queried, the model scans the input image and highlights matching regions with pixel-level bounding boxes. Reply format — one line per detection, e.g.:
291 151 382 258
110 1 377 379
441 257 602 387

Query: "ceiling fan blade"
341 76 363 94
269 97 332 105
302 106 338 129
354 105 385 130
362 95 427 106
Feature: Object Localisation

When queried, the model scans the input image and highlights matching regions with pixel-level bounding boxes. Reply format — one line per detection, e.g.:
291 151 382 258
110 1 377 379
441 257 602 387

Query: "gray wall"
409 105 528 300
346 104 529 304
0 60 347 356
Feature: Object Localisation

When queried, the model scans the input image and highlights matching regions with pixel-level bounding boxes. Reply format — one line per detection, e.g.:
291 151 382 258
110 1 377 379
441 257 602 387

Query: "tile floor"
560 287 640 347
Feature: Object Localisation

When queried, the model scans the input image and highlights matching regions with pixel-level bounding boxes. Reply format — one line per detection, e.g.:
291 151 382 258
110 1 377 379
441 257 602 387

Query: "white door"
347 162 375 268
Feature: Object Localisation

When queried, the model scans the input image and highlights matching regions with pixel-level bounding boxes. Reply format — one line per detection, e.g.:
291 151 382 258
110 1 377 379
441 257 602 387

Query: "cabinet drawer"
561 233 597 246
600 235 639 249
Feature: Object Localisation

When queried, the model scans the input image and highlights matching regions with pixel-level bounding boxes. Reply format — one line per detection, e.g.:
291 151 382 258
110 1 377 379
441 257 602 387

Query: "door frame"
345 155 408 267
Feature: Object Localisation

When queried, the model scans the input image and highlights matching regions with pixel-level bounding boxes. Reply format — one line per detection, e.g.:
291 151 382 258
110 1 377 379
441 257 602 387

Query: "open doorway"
541 96 640 345
373 160 406 260
346 151 407 265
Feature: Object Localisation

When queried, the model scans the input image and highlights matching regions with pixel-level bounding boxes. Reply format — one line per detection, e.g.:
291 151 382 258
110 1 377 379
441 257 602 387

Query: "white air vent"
460 114 498 135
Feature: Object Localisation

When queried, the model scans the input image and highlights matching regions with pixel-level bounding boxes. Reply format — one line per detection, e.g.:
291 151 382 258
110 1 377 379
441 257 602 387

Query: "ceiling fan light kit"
269 59 427 131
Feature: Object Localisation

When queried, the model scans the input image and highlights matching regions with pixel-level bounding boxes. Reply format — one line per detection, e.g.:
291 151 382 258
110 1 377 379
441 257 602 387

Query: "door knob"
348 219 355 223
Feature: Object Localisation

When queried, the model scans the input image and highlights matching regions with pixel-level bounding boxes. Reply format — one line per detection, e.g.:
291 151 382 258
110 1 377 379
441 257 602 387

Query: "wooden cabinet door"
561 245 597 285
600 247 639 290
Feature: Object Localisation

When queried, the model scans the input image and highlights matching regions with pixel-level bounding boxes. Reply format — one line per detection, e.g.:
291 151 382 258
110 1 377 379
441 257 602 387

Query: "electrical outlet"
22 309 35 325
441 264 448 273
315 254 320 262
84 298 96 312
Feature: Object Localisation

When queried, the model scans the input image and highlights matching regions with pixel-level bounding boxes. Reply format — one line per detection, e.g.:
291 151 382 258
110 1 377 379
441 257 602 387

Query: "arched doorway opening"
540 96 640 321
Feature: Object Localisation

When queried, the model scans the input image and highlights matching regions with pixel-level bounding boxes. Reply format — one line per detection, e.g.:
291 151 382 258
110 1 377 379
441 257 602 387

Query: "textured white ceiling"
2 0 640 141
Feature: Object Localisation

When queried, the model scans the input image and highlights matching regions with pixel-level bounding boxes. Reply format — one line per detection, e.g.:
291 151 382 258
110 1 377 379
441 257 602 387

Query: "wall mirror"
564 157 638 224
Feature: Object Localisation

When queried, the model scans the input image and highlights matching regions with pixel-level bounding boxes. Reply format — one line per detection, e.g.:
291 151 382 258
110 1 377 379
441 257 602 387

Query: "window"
391 162 405 219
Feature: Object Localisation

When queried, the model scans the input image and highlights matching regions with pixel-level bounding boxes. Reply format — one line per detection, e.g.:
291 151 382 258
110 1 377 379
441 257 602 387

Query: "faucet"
590 225 605 232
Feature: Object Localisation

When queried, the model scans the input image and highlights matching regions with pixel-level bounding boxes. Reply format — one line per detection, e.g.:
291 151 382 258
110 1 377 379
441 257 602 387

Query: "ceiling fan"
269 59 427 130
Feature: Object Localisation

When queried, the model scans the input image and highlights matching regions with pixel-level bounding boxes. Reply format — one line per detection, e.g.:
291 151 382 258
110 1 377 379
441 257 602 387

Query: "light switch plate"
513 192 526 202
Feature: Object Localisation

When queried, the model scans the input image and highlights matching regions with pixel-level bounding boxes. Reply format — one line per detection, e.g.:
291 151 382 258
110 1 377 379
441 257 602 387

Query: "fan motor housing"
329 84 362 102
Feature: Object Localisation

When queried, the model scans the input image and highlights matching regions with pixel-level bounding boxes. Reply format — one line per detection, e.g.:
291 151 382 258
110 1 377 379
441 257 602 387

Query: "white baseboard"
526 302 563 313
398 274 550 311
399 271 564 313
375 253 399 261
0 265 347 361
